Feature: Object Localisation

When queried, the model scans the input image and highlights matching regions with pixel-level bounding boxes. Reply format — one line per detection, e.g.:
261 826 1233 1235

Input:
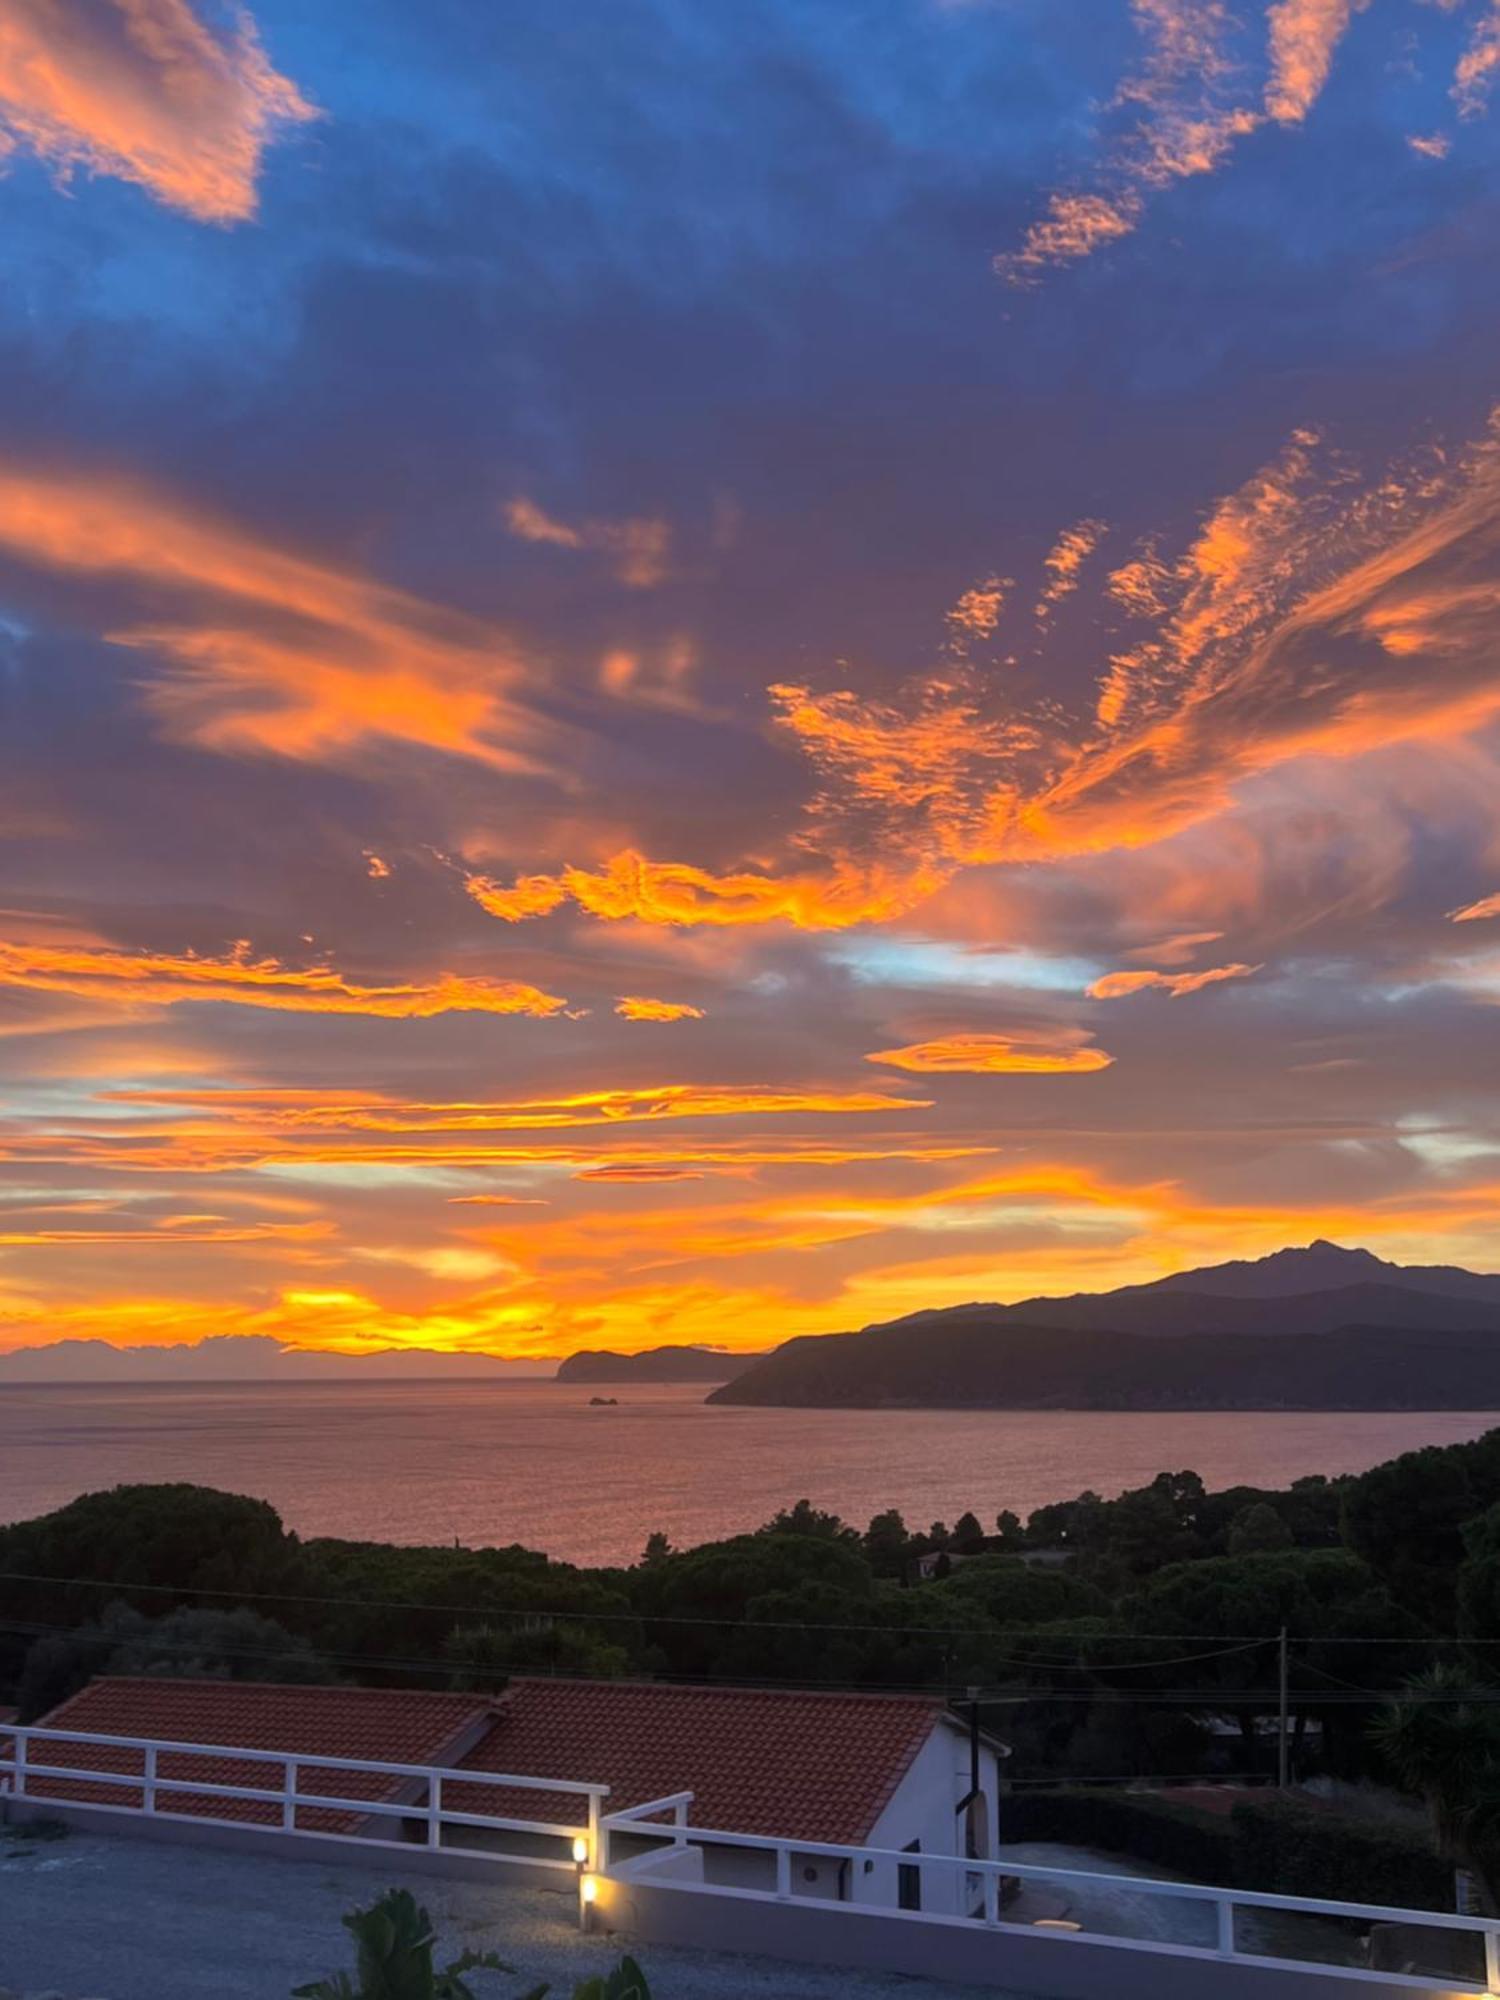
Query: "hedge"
1005 1789 1234 1881
1228 1794 1451 1911
1005 1788 1450 1911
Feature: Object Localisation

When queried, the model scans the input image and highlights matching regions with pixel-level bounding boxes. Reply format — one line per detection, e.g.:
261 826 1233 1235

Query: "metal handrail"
0 1718 609 1875
1 1722 607 1798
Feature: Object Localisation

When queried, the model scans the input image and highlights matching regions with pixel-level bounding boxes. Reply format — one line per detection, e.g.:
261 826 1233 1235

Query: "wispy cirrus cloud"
504 496 673 588
998 0 1259 282
1264 0 1363 124
1455 1 1500 118
1088 961 1261 998
1450 890 1500 922
0 0 315 222
458 407 1500 947
0 464 549 772
998 0 1368 282
100 1080 921 1131
0 940 570 1018
0 1215 328 1248
1037 519 1107 615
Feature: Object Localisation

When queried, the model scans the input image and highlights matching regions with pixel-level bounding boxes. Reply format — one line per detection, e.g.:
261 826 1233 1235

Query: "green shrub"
293 1889 651 2000
1228 1795 1450 1911
293 1888 516 1999
1005 1788 1234 1879
1006 1788 1450 1911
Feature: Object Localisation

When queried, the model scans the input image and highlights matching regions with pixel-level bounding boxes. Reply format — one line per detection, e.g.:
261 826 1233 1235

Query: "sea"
1 1382 1496 1567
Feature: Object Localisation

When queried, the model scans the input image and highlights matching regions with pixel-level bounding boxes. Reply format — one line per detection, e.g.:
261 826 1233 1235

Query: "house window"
898 1839 922 1911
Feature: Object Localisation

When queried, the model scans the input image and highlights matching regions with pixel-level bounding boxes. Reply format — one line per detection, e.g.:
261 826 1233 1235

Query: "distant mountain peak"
1153 1240 1491 1301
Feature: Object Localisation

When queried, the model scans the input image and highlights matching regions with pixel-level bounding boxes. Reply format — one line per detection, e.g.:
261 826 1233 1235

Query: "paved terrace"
0 1826 1037 2000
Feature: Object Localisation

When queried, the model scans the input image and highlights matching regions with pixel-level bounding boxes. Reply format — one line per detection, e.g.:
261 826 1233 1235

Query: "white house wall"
859 1722 1004 1916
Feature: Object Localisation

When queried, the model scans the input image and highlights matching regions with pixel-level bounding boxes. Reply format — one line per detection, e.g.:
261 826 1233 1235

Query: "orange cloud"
614 996 706 1021
0 939 569 1018
1038 519 1106 613
575 1163 706 1182
465 872 570 921
1088 961 1261 998
945 576 1007 640
999 191 1142 281
13 1162 1500 1361
0 1217 328 1247
103 1080 921 1131
448 1194 550 1207
0 1137 991 1195
0 464 547 771
1455 2 1500 119
1125 929 1225 964
0 0 315 222
1265 0 1361 124
505 496 672 588
1449 891 1500 923
426 412 1500 948
998 1 1260 282
467 849 941 932
865 1031 1114 1075
999 0 1375 284
363 852 391 879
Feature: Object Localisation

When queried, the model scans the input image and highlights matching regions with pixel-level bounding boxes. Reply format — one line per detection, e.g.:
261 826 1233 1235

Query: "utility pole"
1278 1626 1290 1790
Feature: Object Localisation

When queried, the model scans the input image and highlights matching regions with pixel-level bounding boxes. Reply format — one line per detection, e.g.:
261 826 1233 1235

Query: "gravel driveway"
0 1826 1041 2000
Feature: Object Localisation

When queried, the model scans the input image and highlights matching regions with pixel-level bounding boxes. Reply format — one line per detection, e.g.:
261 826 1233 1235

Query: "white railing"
8 1724 1500 1992
0 1723 609 1873
599 1796 1500 1994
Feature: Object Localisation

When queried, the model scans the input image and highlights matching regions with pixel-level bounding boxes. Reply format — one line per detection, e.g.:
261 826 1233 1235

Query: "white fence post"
427 1771 443 1850
142 1744 157 1815
983 1868 999 1925
1485 1926 1500 1996
13 1731 26 1799
1216 1892 1235 1957
775 1845 792 1900
588 1788 601 1871
282 1758 297 1832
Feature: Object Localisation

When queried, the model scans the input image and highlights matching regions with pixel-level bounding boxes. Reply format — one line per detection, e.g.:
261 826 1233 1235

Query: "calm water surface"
2 1382 1495 1565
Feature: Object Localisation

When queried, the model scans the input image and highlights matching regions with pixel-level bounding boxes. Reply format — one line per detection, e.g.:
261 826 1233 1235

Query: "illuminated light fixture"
572 1836 590 1865
581 1875 599 1904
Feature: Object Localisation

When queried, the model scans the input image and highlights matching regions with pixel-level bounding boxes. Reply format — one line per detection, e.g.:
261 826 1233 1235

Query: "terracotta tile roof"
24 1679 491 1834
448 1678 946 1844
18 1675 949 1849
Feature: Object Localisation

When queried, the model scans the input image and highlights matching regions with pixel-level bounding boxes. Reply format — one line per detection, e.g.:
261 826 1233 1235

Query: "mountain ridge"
0 1335 550 1384
709 1242 1500 1409
555 1345 764 1383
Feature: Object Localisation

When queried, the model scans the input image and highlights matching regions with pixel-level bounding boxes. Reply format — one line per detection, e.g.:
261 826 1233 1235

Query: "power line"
0 1615 1265 1691
0 1567 1465 1649
1 1618 1492 1709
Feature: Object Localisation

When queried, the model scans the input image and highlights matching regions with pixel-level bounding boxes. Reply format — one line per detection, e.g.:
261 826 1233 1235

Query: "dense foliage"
10 1429 1500 1829
1004 1789 1452 1910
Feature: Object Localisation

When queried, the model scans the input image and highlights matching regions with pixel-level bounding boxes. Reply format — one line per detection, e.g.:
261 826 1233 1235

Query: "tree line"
12 1428 1500 1895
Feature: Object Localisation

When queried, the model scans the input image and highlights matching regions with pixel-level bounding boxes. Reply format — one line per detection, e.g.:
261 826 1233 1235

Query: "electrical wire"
0 1568 1454 1651
0 1617 1491 1708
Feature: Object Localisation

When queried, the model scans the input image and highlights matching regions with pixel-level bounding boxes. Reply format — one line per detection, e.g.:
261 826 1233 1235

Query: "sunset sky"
4 0 1500 1362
